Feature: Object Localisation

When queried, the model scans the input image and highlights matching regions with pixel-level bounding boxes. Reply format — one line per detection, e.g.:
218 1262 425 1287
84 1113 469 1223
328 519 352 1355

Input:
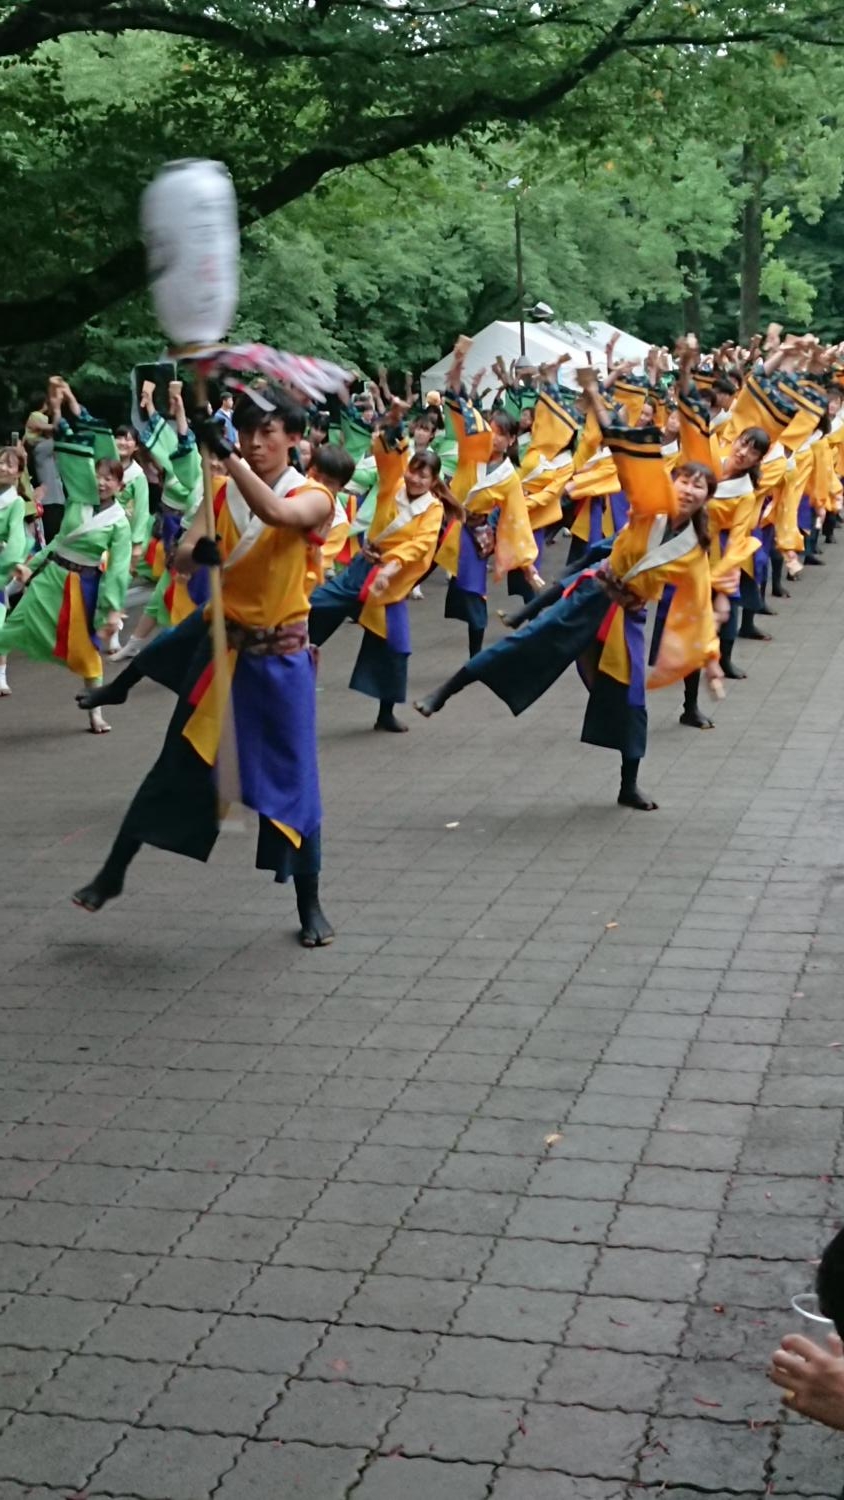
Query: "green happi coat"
120 459 151 549
138 415 203 625
0 486 28 629
0 416 131 678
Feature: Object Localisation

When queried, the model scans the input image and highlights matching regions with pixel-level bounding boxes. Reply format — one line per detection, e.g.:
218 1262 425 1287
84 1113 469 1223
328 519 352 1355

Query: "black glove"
199 418 234 460
192 536 222 567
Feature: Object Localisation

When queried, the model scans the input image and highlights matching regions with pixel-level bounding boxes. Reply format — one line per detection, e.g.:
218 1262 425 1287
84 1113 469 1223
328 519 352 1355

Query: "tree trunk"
679 249 702 336
739 144 765 345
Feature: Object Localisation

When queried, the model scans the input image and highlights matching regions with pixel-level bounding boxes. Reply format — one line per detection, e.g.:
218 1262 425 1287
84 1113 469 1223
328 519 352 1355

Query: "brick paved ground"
1 548 843 1499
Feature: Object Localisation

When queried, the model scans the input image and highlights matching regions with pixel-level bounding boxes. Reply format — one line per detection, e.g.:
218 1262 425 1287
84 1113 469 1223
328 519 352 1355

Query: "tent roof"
421 320 583 392
421 318 650 393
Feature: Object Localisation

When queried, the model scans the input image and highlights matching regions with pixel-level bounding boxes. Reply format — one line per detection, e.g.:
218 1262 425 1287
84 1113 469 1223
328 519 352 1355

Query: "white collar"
621 516 697 584
714 473 754 499
122 459 143 484
520 451 574 486
372 486 440 544
580 445 612 469
661 440 679 457
225 465 300 537
0 485 18 510
63 500 125 540
467 457 515 500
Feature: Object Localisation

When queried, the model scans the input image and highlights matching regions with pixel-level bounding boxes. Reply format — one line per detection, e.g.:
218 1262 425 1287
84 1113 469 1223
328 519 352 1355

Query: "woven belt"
54 554 101 579
225 620 310 657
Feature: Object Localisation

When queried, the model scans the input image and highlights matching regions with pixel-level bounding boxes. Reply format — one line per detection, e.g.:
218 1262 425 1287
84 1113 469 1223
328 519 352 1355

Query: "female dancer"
112 382 205 660
0 381 131 732
416 376 723 811
310 426 456 732
114 426 151 571
675 341 772 680
0 447 29 697
507 383 580 603
434 339 539 655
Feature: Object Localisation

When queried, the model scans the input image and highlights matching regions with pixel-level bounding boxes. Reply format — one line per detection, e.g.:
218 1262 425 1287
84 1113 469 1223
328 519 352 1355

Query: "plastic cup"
791 1292 836 1348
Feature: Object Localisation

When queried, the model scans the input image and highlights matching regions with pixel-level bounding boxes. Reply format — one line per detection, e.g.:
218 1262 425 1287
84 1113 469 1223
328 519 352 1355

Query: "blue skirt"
445 528 488 630
462 572 648 758
119 621 321 880
753 524 774 588
797 494 813 533
309 555 410 702
507 528 545 599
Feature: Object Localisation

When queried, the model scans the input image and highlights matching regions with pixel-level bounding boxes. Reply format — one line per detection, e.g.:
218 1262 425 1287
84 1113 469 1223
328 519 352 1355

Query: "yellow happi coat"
595 427 719 692
435 391 536 583
518 388 579 530
358 500 442 640
565 406 622 544
678 381 767 587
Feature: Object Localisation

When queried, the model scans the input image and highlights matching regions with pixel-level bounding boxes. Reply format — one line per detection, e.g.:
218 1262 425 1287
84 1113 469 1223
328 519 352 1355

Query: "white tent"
582 320 652 367
421 320 583 393
421 317 652 393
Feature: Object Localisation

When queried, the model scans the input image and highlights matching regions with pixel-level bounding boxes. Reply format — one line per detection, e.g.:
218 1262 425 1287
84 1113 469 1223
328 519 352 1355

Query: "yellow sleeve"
492 471 538 580
446 390 493 502
678 391 714 470
566 452 620 501
524 470 569 529
572 407 603 470
612 376 655 427
520 390 578 469
778 376 827 452
709 491 760 587
370 430 409 536
648 549 720 690
722 371 795 446
605 426 677 519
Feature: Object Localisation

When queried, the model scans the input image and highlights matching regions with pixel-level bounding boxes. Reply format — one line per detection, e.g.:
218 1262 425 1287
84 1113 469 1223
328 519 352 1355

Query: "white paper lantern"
141 159 239 346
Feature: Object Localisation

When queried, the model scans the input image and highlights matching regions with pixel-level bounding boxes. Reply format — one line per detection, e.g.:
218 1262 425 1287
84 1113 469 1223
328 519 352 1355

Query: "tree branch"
0 0 653 343
0 0 616 62
624 23 844 48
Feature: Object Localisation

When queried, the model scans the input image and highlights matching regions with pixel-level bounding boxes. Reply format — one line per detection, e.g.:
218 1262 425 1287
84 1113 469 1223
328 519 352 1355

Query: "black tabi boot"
415 665 474 719
76 659 143 711
375 701 408 733
618 757 658 812
804 529 825 565
295 874 334 948
771 550 790 598
72 833 141 911
719 637 746 681
739 608 771 642
679 670 713 730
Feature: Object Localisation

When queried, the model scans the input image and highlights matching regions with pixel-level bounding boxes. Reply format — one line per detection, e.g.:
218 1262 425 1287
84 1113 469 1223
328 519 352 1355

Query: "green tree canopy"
1 0 843 345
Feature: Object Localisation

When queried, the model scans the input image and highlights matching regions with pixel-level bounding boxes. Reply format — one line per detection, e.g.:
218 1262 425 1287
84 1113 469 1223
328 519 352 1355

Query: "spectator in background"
25 396 65 542
212 391 237 446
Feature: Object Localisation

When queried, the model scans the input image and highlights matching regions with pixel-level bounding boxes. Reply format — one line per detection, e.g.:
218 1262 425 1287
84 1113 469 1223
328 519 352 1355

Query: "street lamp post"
507 176 526 357
514 198 525 356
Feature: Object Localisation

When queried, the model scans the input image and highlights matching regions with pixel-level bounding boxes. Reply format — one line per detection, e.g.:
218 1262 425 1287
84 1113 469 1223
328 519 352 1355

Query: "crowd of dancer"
1 326 842 943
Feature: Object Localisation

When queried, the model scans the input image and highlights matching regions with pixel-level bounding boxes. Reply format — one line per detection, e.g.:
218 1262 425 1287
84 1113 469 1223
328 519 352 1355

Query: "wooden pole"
194 372 241 815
